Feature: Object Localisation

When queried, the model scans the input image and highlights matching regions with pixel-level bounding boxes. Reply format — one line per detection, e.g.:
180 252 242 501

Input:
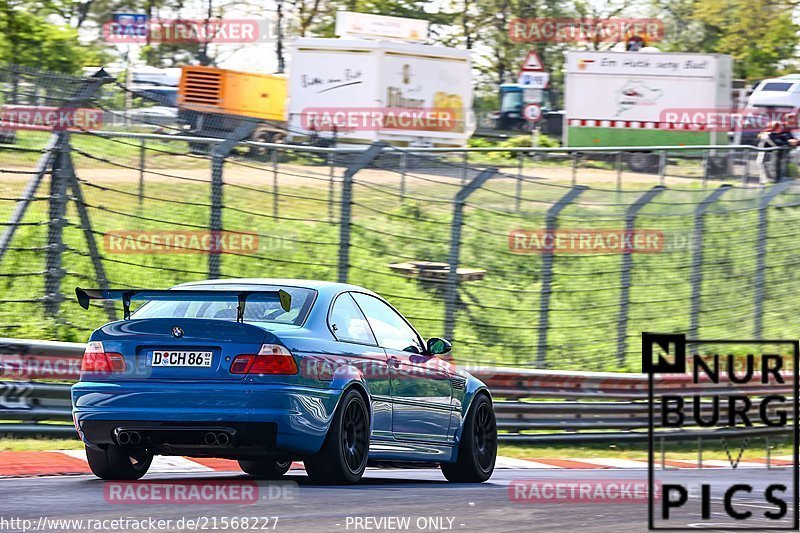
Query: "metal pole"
0 137 58 265
44 135 70 317
208 119 259 279
461 152 468 185
702 149 709 188
138 137 145 208
615 186 665 366
400 151 407 203
338 143 387 283
67 158 116 321
328 152 335 223
515 154 523 212
688 185 732 341
659 150 666 185
444 168 497 342
0 74 111 267
272 148 279 219
616 151 623 192
536 186 587 367
753 180 792 339
571 152 578 186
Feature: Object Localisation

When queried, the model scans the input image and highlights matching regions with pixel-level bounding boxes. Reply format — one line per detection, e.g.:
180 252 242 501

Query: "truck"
287 37 473 147
175 38 474 153
563 51 733 171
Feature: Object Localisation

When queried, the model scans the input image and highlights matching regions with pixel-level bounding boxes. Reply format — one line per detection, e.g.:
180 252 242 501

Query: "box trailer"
288 38 474 147
564 51 733 169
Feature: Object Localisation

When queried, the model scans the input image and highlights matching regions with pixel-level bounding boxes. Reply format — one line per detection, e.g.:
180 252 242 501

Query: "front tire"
238 458 292 479
304 389 369 485
85 444 152 481
441 394 496 483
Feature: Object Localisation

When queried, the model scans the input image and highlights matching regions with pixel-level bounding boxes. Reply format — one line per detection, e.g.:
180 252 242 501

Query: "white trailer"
288 38 474 147
564 51 733 151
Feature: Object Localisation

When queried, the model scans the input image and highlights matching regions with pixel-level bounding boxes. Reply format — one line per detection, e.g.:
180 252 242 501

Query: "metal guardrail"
0 338 793 444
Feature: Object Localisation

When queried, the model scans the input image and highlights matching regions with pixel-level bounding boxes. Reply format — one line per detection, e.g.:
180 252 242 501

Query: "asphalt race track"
1 466 795 532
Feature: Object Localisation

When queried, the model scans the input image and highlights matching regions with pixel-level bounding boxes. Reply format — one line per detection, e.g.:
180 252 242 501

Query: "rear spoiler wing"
75 287 292 322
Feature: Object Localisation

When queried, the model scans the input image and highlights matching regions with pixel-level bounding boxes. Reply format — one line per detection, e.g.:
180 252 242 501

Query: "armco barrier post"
208 119 259 279
443 168 497 342
688 185 732 341
338 143 387 283
753 180 792 339
615 186 665 366
536 186 587 368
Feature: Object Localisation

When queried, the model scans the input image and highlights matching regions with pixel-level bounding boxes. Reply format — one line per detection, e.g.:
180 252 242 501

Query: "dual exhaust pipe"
116 430 142 446
203 431 231 447
115 429 232 447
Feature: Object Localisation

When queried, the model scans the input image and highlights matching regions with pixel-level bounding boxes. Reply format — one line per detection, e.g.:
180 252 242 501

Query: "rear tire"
441 394 496 483
304 389 369 485
238 458 292 479
85 444 152 481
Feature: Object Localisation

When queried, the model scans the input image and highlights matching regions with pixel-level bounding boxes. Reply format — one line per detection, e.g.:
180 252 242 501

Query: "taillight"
230 344 298 375
81 341 126 374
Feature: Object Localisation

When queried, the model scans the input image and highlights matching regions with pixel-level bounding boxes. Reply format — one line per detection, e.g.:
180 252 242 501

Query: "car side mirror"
426 337 451 355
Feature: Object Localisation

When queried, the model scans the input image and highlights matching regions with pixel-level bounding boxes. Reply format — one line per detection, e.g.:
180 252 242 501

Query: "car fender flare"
453 386 492 442
327 365 372 428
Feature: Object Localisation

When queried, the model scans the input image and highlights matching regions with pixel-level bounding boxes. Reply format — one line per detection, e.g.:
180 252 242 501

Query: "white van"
748 75 800 110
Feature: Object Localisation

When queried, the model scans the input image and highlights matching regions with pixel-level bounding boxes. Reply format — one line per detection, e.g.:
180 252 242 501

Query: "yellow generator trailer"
177 65 289 155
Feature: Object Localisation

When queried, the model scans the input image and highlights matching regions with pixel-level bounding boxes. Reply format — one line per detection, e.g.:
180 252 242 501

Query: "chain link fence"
2 65 800 371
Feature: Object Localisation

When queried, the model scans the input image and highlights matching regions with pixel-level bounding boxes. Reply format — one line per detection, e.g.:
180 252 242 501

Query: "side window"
329 293 376 345
351 293 422 353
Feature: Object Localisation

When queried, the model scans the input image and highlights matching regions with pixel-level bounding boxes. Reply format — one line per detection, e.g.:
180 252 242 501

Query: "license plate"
151 351 213 368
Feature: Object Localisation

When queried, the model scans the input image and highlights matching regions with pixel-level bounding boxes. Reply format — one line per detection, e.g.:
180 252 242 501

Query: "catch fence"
1 65 800 371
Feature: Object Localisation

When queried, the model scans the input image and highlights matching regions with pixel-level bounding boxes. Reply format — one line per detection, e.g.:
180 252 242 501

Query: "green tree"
654 0 799 80
0 3 106 73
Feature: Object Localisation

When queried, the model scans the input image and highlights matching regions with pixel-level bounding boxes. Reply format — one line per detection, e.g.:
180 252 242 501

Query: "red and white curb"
0 452 792 478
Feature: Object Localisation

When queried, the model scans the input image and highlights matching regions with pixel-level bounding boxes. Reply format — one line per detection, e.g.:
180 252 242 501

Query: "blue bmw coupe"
71 279 497 484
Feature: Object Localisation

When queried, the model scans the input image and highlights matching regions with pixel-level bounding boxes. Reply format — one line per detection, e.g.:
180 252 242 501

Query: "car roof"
172 278 377 297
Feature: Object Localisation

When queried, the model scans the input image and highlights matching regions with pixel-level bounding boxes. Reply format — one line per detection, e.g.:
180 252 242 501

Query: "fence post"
66 150 117 321
443 168 497 342
753 180 792 339
0 74 111 267
515 153 523 212
337 143 387 283
208 119 259 279
43 136 70 317
271 148 279 219
400 151 407 203
615 186 665 366
328 151 335 223
571 152 578 186
138 137 145 208
536 186 587 368
688 185 732 342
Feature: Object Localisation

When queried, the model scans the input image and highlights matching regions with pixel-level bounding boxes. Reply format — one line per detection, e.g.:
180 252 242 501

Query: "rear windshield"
131 286 316 326
761 82 794 92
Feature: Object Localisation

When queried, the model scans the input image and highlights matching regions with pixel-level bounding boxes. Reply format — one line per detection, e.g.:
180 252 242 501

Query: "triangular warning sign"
520 50 544 73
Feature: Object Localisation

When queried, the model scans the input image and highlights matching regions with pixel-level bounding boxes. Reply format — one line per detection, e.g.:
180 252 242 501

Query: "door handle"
387 356 400 367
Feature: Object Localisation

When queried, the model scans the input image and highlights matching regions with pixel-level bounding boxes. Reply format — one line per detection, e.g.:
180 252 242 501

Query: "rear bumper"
72 381 341 455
